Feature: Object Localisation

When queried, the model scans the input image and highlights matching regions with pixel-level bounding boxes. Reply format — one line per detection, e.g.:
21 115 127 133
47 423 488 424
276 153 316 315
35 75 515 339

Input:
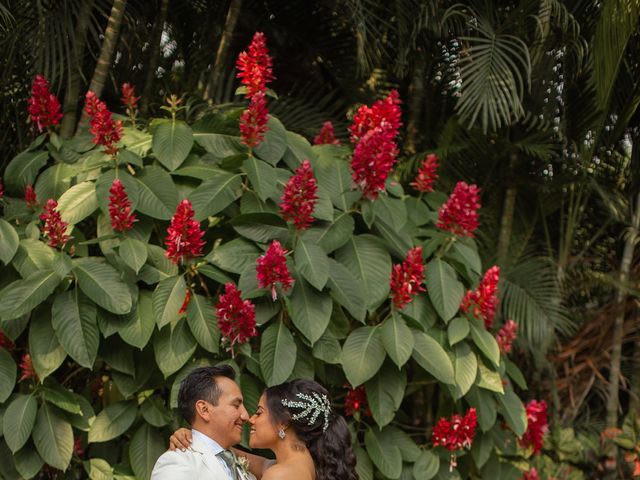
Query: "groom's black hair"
178 365 236 424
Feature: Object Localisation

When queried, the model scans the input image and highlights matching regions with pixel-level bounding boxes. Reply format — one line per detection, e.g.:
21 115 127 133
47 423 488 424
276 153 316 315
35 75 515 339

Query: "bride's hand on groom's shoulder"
169 428 192 451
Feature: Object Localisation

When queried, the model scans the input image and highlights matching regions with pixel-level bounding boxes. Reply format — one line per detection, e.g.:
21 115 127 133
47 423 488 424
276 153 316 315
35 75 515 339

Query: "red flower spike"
390 246 425 309
314 121 340 145
349 90 402 199
521 468 540 480
108 179 136 232
216 282 257 347
240 91 269 148
0 330 14 351
520 400 548 454
410 153 439 193
84 91 123 156
460 265 500 328
164 200 205 264
73 437 85 458
0 178 4 199
496 319 518 354
19 353 37 382
432 408 478 471
236 32 274 99
256 240 293 300
40 199 69 249
344 385 371 417
437 181 481 237
28 75 62 131
25 184 38 208
121 83 140 111
178 289 192 315
280 160 318 230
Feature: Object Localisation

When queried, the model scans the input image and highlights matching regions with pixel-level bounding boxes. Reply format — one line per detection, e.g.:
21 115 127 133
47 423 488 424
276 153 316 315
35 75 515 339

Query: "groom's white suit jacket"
151 430 255 480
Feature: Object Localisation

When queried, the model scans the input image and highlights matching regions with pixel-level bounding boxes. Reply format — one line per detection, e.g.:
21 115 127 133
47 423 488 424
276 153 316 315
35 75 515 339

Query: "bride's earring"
278 428 286 440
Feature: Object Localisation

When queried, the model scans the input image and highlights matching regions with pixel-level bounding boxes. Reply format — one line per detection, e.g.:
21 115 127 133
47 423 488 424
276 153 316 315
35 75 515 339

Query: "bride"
170 378 358 480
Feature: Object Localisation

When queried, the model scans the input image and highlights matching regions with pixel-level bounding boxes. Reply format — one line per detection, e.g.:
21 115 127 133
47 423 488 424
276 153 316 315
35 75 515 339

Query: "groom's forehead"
216 376 243 401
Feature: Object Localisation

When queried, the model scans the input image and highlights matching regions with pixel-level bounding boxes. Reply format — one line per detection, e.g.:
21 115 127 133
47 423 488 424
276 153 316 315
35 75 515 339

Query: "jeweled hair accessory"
281 391 331 432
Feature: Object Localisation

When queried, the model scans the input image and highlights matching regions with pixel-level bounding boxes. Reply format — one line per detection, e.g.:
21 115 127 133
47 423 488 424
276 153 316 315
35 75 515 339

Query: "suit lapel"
190 434 229 479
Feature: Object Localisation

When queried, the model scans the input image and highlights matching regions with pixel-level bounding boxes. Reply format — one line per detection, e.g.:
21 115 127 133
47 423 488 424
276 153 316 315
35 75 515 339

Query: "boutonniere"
236 456 251 476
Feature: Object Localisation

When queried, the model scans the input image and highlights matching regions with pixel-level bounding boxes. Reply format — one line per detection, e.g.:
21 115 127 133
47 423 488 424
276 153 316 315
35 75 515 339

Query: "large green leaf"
476 361 504 394
39 386 82 415
4 150 48 193
189 171 243 221
365 362 406 427
152 275 187 329
140 397 172 427
14 446 44 479
152 121 194 171
294 240 330 291
260 321 297 386
129 423 165 480
119 238 147 274
454 342 478 399
206 238 260 274
0 349 16 403
0 219 19 265
335 235 391 310
326 258 366 322
314 212 354 253
193 133 245 159
466 388 497 432
83 458 114 480
51 289 99 368
243 156 278 201
288 278 332 344
448 316 470 346
35 163 75 205
29 312 67 380
425 258 464 322
231 213 290 244
412 450 439 480
153 322 197 378
312 330 342 364
133 166 179 220
119 291 155 349
411 330 455 384
73 258 132 314
383 426 422 462
11 239 55 278
186 294 220 353
311 148 359 211
498 387 527 436
381 314 414 368
88 401 137 443
469 320 500 367
57 181 98 225
364 428 402 479
32 403 73 470
0 270 60 320
354 445 374 480
253 116 288 165
3 394 37 452
342 327 385 386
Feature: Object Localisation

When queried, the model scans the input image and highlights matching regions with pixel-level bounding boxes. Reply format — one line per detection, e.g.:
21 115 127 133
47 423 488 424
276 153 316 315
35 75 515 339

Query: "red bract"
121 83 140 111
497 319 518 354
437 181 481 237
0 178 4 199
19 353 37 382
520 400 548 454
280 160 318 230
344 385 371 417
74 437 85 458
521 468 540 480
109 179 136 232
28 75 62 131
460 265 500 328
349 90 402 199
84 91 123 156
25 184 38 208
256 240 293 300
410 153 439 192
178 289 192 315
240 91 269 148
236 32 274 99
0 330 14 351
165 200 205 264
216 282 257 347
432 408 477 470
390 246 425 309
314 121 340 145
40 199 69 249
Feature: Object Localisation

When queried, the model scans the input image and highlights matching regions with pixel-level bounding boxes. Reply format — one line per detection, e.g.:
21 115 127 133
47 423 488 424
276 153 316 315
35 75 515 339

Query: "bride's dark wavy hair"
265 379 358 480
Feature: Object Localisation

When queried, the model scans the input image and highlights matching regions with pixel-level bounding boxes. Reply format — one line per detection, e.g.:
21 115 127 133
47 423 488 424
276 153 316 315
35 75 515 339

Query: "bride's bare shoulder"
262 462 313 480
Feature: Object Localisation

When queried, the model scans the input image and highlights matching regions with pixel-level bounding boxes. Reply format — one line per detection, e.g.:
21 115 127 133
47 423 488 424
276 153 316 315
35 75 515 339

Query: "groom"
152 365 253 480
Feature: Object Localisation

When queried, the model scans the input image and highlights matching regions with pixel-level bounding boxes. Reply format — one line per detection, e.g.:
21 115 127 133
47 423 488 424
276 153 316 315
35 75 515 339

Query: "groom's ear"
195 400 211 421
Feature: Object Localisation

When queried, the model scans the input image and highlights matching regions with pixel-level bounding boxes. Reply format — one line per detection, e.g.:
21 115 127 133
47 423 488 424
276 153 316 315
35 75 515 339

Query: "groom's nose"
239 405 250 421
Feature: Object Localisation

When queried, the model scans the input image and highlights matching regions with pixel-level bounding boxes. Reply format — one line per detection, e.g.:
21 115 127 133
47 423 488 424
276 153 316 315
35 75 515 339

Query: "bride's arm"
230 448 275 479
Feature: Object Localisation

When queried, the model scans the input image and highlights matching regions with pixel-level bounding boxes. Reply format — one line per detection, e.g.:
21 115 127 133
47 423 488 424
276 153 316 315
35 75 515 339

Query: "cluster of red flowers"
216 282 257 347
85 91 123 156
349 90 402 199
121 83 140 112
164 200 205 264
344 385 371 417
410 153 439 193
314 121 340 145
460 265 500 328
521 468 540 480
108 179 136 232
25 184 38 208
390 246 425 309
256 240 293 301
74 437 85 458
280 160 318 230
19 353 37 382
432 408 478 470
237 32 274 148
28 75 62 131
40 199 69 248
437 181 481 237
496 319 518 354
520 400 548 454
0 330 14 351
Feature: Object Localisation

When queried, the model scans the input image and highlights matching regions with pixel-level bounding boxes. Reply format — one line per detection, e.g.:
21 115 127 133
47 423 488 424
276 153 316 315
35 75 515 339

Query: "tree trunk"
203 0 243 102
404 56 425 155
60 0 95 139
87 0 127 97
497 152 518 267
140 0 170 115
